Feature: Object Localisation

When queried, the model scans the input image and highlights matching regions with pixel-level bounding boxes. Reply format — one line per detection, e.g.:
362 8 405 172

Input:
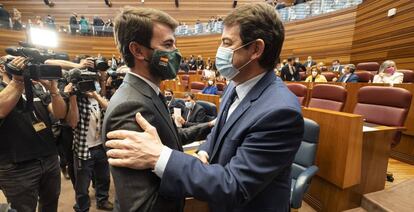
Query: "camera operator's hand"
64 83 74 95
36 80 59 94
79 58 95 70
85 91 98 99
7 56 27 82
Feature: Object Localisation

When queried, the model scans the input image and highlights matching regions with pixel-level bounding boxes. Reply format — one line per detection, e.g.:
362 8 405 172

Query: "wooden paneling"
281 7 358 65
350 0 414 70
0 0 261 25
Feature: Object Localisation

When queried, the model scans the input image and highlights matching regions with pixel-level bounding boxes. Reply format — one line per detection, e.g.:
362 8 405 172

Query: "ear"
129 42 146 61
250 39 265 61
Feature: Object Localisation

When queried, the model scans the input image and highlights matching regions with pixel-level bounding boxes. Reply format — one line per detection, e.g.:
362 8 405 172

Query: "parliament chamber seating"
353 86 412 147
398 70 414 83
354 71 374 83
196 100 217 121
290 118 320 210
356 62 380 75
308 84 347 111
190 81 206 93
287 83 308 106
321 72 337 82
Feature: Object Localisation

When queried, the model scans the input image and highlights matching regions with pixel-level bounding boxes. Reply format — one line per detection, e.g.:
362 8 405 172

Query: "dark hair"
347 64 356 73
114 7 178 68
224 3 284 70
333 59 340 63
184 92 195 100
287 57 294 62
165 88 173 95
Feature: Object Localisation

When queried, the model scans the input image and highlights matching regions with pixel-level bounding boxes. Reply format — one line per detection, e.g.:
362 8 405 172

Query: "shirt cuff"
153 146 173 178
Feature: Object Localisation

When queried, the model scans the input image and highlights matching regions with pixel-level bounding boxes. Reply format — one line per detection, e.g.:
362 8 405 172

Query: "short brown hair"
184 92 195 100
224 3 285 70
114 7 178 68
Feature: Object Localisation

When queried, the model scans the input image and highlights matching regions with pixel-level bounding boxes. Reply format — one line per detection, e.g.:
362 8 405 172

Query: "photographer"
65 70 113 211
0 56 67 212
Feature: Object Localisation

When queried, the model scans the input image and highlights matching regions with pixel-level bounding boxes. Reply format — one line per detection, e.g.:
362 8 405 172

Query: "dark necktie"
158 93 169 111
218 88 238 131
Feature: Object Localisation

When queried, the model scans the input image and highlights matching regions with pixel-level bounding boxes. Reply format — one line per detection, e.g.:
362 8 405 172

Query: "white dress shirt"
128 71 160 95
154 72 267 178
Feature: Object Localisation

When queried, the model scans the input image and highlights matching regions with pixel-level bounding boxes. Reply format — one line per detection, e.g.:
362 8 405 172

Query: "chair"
353 86 412 182
308 84 347 111
356 62 380 75
353 86 412 147
287 83 308 106
180 75 190 89
321 72 337 82
290 118 320 210
197 100 217 121
190 81 206 93
354 71 374 83
216 82 226 96
188 70 197 75
398 70 414 83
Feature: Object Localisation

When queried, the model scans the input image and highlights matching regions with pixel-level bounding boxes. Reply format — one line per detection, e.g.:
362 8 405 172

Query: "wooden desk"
303 108 399 211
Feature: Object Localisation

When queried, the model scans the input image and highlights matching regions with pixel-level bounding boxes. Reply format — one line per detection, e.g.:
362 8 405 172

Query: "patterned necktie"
218 88 238 131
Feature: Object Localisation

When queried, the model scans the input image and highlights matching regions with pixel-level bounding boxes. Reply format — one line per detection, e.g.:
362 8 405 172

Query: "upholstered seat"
321 72 337 82
290 118 320 209
353 86 412 147
287 83 308 106
354 71 374 83
308 84 347 111
357 62 380 75
197 100 217 121
216 82 226 96
190 81 205 93
398 70 414 83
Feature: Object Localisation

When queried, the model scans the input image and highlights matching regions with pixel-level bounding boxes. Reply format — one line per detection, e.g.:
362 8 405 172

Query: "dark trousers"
0 154 61 212
73 145 110 212
58 126 76 187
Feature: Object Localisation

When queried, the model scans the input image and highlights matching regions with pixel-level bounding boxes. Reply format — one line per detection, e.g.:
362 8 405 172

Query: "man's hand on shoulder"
106 112 164 170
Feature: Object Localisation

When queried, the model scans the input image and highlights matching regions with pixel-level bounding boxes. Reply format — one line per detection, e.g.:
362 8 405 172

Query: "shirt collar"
128 71 160 95
234 72 266 101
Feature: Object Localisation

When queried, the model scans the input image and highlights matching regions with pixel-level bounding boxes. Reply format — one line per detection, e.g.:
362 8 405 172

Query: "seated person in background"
179 92 208 127
373 60 404 84
179 58 190 72
294 57 306 73
280 57 300 81
305 66 327 82
303 55 316 68
316 61 328 72
330 59 344 73
164 89 185 115
334 64 359 83
201 80 218 95
202 65 216 80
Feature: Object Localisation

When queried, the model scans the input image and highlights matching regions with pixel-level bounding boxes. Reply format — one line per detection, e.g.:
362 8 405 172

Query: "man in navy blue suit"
105 3 304 212
336 64 359 83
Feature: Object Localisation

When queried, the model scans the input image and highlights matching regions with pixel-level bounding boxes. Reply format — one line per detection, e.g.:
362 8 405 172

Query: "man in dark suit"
280 57 301 81
337 64 359 83
181 92 208 127
164 89 185 115
330 59 344 74
303 55 316 68
102 7 212 212
105 3 304 212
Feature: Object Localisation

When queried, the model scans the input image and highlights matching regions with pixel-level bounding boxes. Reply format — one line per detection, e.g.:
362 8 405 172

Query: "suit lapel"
210 71 277 161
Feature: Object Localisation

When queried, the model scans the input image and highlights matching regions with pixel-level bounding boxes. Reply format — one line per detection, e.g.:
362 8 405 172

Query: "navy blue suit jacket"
338 73 359 82
159 71 304 212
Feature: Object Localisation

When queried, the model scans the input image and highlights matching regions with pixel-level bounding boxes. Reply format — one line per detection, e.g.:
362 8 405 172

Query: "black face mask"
165 96 172 101
143 46 182 80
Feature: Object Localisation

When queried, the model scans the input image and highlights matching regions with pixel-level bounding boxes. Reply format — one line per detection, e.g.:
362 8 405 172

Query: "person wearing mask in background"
333 64 359 83
179 58 190 72
105 3 303 211
196 55 205 70
79 16 89 36
373 60 404 84
12 8 22 30
280 57 300 81
330 59 343 74
188 54 197 70
65 66 114 211
305 66 327 82
102 7 213 211
0 56 67 212
164 89 185 115
180 92 208 127
303 55 316 68
201 79 218 95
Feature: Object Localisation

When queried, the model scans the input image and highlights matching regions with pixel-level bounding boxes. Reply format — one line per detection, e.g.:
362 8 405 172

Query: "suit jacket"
303 61 316 68
102 73 211 212
159 71 304 212
183 103 208 127
330 65 344 73
338 73 359 83
280 64 300 81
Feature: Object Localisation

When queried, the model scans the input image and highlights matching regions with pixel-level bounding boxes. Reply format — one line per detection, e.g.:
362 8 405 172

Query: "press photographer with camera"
64 61 113 211
0 56 67 212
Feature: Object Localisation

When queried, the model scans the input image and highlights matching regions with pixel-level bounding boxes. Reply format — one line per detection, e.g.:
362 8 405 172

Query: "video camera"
107 69 125 89
64 68 99 95
85 56 109 73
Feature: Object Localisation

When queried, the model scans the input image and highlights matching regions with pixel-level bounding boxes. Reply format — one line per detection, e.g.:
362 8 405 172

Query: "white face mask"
185 101 193 109
208 80 214 86
312 71 318 77
215 40 255 80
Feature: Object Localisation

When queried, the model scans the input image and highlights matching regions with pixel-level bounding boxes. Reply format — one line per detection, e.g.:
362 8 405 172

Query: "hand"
39 80 59 93
85 91 98 99
64 83 74 93
379 73 385 77
194 151 209 165
106 112 164 170
79 58 94 70
332 77 338 82
8 56 27 82
178 116 186 125
208 118 216 127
